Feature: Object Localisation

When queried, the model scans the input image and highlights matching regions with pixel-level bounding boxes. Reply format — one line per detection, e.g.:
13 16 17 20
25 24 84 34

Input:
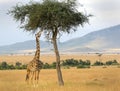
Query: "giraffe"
26 30 43 86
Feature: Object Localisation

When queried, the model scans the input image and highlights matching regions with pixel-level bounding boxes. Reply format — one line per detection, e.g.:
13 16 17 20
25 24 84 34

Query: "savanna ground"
0 53 120 64
0 68 120 91
0 54 120 91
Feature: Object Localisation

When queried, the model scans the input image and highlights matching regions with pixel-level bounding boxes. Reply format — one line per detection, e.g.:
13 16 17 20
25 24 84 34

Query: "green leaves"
9 0 90 35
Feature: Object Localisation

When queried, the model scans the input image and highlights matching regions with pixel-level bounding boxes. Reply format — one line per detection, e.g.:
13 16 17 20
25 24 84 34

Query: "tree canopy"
9 0 90 35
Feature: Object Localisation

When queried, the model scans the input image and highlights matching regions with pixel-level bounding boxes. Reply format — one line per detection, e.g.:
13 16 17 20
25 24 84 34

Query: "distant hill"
61 24 120 53
0 40 51 54
0 24 120 54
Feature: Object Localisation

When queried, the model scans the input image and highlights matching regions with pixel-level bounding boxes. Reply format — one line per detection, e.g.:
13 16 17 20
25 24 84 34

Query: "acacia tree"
38 0 90 86
9 0 90 86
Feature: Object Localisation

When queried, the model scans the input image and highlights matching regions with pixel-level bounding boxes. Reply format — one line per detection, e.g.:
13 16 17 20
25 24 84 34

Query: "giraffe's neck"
33 36 40 61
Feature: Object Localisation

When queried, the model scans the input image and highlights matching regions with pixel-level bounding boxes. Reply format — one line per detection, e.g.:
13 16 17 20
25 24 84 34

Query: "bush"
93 61 104 66
21 64 27 69
0 62 9 70
62 66 70 69
106 60 119 65
51 62 56 69
79 59 91 65
77 65 90 69
8 65 15 70
43 62 56 69
0 61 27 70
62 59 78 67
43 63 51 69
61 59 91 67
15 62 22 67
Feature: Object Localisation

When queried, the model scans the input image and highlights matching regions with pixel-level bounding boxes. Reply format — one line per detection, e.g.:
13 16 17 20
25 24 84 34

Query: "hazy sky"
0 0 120 46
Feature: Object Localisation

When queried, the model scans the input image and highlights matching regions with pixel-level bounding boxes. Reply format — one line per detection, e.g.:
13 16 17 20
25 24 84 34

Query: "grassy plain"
0 68 120 91
0 54 120 91
0 53 120 64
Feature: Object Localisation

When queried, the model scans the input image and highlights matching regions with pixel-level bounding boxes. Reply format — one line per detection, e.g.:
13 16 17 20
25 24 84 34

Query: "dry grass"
0 54 120 64
0 67 120 91
0 54 120 91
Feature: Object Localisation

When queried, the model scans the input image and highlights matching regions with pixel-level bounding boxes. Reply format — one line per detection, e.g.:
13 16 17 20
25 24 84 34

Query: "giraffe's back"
36 60 43 70
27 60 43 71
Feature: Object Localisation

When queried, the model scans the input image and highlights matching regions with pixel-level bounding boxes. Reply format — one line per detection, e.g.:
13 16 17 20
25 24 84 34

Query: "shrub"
8 65 15 70
0 61 9 70
93 61 104 66
62 59 78 67
78 59 91 65
43 63 51 69
0 61 27 70
106 60 119 65
62 66 70 69
51 62 56 69
15 62 22 67
77 64 90 69
15 62 21 69
21 64 27 69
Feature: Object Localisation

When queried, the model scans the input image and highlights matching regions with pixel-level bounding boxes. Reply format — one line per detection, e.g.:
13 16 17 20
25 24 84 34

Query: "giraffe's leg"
26 69 30 84
34 71 37 87
37 70 40 85
31 71 34 85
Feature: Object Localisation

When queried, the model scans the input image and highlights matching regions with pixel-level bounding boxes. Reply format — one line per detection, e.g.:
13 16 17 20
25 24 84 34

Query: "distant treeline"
0 59 119 70
0 62 26 70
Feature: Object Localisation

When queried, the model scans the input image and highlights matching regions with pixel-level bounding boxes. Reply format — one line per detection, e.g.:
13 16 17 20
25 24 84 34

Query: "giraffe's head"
35 33 40 38
35 31 42 38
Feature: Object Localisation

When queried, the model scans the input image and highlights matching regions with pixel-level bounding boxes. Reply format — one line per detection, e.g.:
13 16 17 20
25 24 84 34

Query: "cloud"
81 0 120 23
92 0 120 12
0 0 10 3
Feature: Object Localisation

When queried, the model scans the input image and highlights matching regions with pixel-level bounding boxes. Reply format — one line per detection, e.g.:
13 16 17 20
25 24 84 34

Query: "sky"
0 0 120 46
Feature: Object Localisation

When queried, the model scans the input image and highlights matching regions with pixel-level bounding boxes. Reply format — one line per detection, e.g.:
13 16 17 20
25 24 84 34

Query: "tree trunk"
52 29 64 86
